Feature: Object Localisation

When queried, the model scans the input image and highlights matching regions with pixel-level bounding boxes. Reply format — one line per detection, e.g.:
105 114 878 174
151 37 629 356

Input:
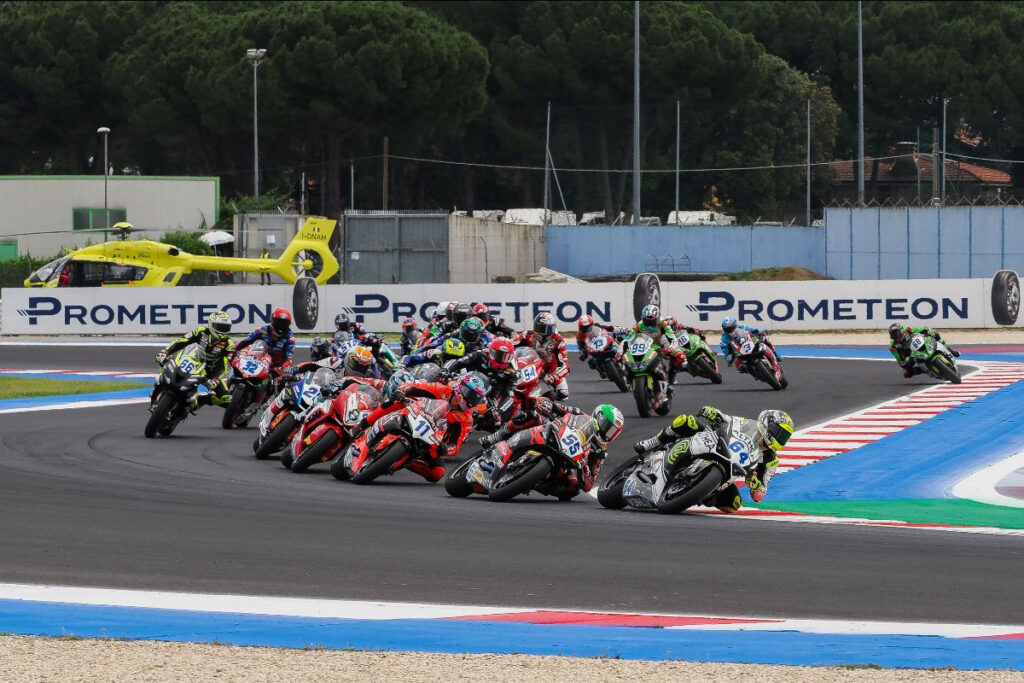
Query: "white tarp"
1 276 1018 335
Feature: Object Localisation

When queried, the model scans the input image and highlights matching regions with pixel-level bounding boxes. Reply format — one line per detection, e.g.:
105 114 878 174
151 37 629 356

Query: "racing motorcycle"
286 381 382 473
221 340 273 429
731 331 787 391
622 333 672 418
905 333 961 384
583 327 628 392
676 330 722 384
252 367 336 460
331 330 359 358
330 396 453 484
598 418 762 515
445 412 598 502
514 346 548 397
144 343 207 438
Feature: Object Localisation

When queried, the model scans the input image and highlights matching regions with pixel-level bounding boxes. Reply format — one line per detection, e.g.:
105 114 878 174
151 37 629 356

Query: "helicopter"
24 217 339 288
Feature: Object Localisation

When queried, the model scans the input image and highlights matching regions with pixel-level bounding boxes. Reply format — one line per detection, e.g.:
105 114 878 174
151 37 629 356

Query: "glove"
401 356 414 367
282 368 297 381
357 416 371 431
155 351 167 365
534 397 554 417
747 473 767 502
634 436 661 454
511 411 532 425
543 374 557 386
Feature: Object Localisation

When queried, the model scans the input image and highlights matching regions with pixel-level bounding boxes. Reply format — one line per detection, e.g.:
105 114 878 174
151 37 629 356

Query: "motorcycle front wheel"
607 361 629 392
254 414 296 460
632 376 651 418
597 455 642 510
933 356 962 384
488 454 553 502
759 359 782 391
351 440 409 485
144 393 176 438
694 357 722 384
444 458 476 498
222 384 248 430
656 465 725 515
291 429 340 473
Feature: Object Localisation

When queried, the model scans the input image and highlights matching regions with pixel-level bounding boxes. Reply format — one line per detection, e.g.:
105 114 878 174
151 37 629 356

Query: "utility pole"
300 171 307 215
806 99 811 226
350 162 355 212
675 99 680 219
942 98 950 204
543 102 551 211
857 1 865 206
931 127 941 206
382 136 389 210
246 48 267 197
916 126 921 204
97 127 110 233
632 0 641 224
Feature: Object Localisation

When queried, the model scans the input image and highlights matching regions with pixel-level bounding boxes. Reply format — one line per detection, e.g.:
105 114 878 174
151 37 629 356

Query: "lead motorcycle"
622 333 672 418
598 417 762 515
286 381 382 473
445 412 599 502
730 331 787 391
221 340 273 429
144 343 207 438
905 333 961 384
583 327 629 392
252 367 336 460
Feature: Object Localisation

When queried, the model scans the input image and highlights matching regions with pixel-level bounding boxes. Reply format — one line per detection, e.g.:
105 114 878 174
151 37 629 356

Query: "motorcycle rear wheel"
933 356 962 384
633 376 651 418
607 361 629 392
351 441 409 485
221 384 248 430
695 357 722 384
597 455 642 510
254 414 296 460
760 359 782 391
444 458 476 498
291 429 340 473
656 465 725 515
144 393 176 439
488 454 553 502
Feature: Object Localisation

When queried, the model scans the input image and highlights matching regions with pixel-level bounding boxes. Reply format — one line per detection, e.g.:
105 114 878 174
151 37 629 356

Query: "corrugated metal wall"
342 213 448 283
0 176 218 257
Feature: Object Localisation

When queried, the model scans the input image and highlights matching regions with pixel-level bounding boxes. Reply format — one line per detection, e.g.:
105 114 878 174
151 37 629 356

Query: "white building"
0 176 219 258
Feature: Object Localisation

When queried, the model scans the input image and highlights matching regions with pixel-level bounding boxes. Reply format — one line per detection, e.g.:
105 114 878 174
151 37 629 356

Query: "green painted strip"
754 499 1024 530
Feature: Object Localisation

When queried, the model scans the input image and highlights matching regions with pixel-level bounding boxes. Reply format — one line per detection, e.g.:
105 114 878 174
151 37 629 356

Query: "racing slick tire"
291 429 340 473
633 376 652 418
144 393 176 439
991 270 1020 326
350 441 409 485
934 356 962 384
607 362 629 393
597 455 642 510
254 414 296 460
292 277 319 330
221 384 248 430
632 273 661 321
656 465 725 515
488 453 553 502
444 459 476 498
694 357 723 384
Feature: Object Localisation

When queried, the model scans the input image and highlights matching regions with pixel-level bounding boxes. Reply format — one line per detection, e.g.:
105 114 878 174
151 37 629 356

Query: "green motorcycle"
676 330 723 384
907 333 961 384
622 333 672 418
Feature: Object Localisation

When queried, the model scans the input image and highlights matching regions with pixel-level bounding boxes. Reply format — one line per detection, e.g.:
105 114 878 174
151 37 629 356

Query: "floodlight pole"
97 126 110 234
632 0 641 224
246 48 267 198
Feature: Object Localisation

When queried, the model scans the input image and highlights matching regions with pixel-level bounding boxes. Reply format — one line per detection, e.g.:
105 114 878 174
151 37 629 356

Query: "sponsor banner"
2 276 1018 334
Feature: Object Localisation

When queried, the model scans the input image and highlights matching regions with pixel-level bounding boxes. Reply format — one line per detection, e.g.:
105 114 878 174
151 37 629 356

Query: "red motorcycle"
222 340 273 429
285 382 383 473
583 327 628 392
730 331 788 391
331 397 460 484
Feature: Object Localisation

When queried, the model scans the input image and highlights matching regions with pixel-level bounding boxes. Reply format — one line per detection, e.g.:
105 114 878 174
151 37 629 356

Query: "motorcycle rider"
403 318 489 368
720 316 782 369
334 312 368 339
234 308 296 387
155 310 235 409
576 315 627 376
354 373 489 482
443 337 519 426
399 317 421 356
633 406 794 512
358 332 399 377
665 315 707 341
342 345 381 379
472 302 515 338
484 402 625 495
623 304 687 404
889 323 961 378
512 312 570 400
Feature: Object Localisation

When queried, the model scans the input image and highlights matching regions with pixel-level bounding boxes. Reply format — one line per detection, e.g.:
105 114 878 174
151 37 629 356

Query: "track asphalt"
0 345 1022 625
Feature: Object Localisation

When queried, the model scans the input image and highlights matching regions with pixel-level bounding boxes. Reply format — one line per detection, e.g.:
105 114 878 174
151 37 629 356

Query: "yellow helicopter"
24 217 339 288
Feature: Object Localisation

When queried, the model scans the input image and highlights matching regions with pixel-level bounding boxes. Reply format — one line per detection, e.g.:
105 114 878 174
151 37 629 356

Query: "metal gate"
342 212 449 283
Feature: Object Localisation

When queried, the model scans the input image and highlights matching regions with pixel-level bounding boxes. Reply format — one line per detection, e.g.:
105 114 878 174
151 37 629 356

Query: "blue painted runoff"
0 599 1021 670
769 379 1024 502
0 371 152 382
0 389 150 411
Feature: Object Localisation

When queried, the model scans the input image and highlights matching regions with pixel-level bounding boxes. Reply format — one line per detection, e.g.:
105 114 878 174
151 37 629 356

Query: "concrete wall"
449 215 545 282
0 176 218 257
546 224 825 276
825 206 1024 279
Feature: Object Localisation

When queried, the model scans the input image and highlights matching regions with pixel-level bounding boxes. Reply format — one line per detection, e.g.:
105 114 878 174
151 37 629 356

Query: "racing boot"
666 370 677 397
407 455 446 482
479 422 514 449
702 483 742 513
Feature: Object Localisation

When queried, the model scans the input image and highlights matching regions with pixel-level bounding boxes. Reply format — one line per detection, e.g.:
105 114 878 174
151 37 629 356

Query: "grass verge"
0 377 149 400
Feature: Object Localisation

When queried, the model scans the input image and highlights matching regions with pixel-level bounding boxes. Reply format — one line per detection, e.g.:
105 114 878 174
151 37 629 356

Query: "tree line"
2 1 1021 222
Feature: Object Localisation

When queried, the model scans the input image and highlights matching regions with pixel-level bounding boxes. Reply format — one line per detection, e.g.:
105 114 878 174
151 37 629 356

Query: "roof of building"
830 153 1011 185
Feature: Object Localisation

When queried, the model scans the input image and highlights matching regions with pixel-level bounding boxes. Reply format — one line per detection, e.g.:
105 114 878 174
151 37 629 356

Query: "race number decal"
520 364 538 383
692 431 717 454
910 336 926 351
728 439 749 464
559 430 583 458
302 385 321 403
677 332 690 347
409 414 435 441
630 341 649 355
588 338 605 352
242 358 263 374
740 341 755 356
179 358 197 374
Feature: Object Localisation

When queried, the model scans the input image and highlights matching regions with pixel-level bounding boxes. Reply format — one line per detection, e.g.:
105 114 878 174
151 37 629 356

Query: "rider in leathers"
888 323 961 378
720 316 782 368
512 312 570 400
155 310 234 408
472 302 515 338
443 338 519 426
622 304 687 403
633 405 794 512
234 308 296 385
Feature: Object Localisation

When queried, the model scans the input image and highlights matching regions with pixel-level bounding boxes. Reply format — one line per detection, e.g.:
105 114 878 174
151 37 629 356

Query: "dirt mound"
715 266 830 281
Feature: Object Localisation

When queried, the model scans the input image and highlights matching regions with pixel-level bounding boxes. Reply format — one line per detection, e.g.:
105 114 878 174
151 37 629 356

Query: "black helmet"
533 311 556 337
889 323 904 341
335 312 353 333
459 317 485 344
310 337 332 361
452 302 472 324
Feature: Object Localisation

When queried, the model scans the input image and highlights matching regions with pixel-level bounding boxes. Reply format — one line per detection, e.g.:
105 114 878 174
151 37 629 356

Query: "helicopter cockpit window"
26 257 71 285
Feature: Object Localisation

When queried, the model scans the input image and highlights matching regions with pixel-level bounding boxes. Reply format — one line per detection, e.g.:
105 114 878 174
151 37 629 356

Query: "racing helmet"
533 311 556 337
459 317 484 344
592 404 625 443
432 301 450 320
757 409 794 452
471 302 490 321
641 304 660 328
384 369 414 402
665 315 679 330
335 312 353 333
888 323 905 341
207 310 232 342
444 301 459 322
271 308 292 335
577 315 594 331
488 337 514 370
310 337 333 361
722 316 738 335
401 317 418 331
452 302 472 324
344 345 374 377
443 336 467 358
450 373 487 411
